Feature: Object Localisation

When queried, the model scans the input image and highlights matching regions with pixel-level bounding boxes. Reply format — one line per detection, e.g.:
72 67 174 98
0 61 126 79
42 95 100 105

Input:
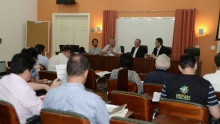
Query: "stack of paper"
95 71 111 77
106 104 128 118
152 92 161 102
56 64 67 82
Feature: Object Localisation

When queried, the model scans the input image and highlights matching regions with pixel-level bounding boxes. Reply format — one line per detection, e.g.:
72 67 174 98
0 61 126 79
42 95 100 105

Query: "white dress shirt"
0 74 42 124
156 46 162 56
203 70 220 91
48 53 68 72
102 44 121 56
132 47 139 58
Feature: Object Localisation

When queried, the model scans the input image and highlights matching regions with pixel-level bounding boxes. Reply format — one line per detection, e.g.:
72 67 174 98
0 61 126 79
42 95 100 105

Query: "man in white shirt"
101 38 121 56
0 53 60 123
130 39 147 58
48 45 74 72
204 53 220 91
35 44 49 69
88 38 102 55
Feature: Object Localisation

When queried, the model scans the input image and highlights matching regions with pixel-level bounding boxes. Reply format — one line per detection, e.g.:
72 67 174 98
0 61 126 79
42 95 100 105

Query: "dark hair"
67 54 89 76
21 47 38 59
35 44 45 54
214 52 220 68
92 38 98 43
10 53 35 74
156 38 163 45
61 45 74 54
79 47 86 53
120 53 133 68
179 54 196 69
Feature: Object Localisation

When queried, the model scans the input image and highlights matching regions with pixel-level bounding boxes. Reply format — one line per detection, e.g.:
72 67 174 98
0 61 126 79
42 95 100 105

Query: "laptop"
0 61 7 78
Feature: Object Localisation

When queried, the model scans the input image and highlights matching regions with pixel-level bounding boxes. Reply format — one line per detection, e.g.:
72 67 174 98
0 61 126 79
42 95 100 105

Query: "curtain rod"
117 10 175 12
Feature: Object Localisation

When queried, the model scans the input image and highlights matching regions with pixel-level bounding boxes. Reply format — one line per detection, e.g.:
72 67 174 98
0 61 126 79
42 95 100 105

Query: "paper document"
96 71 111 77
152 92 161 102
56 64 67 82
106 104 128 118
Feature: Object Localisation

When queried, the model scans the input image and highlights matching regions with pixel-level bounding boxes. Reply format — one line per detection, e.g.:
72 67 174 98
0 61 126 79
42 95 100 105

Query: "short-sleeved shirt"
161 74 219 107
89 47 102 55
102 44 121 56
37 54 49 69
43 83 109 124
48 53 68 72
110 69 143 93
0 74 42 124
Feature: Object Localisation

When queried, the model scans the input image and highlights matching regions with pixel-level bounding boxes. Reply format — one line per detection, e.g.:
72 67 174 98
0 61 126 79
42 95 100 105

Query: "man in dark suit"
130 39 147 58
151 38 169 59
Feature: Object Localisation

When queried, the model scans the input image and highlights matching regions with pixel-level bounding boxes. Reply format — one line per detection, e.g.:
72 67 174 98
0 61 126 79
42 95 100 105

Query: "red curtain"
171 9 196 61
102 10 117 47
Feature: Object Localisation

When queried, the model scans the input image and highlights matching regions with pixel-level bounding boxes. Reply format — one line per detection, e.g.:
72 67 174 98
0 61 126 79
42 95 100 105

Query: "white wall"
0 0 37 62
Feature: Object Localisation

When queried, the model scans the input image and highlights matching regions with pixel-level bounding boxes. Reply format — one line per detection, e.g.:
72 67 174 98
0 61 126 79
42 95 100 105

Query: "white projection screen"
115 17 175 54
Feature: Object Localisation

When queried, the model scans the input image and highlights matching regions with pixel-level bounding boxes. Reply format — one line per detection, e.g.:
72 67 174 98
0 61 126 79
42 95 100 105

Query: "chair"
140 45 148 54
39 64 46 70
118 68 128 91
153 99 209 124
111 90 157 121
184 47 200 61
40 108 90 124
110 116 155 124
215 92 220 101
7 61 11 67
0 100 19 124
165 46 172 57
143 83 163 94
85 69 107 91
138 73 147 81
120 46 125 53
38 70 57 81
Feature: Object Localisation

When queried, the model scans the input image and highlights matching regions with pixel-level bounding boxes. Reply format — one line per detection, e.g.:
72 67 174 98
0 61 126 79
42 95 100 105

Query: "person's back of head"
21 47 38 60
67 54 89 78
35 44 45 54
79 47 86 53
156 54 170 70
11 53 35 75
214 52 220 69
61 45 74 53
179 54 197 74
120 53 133 69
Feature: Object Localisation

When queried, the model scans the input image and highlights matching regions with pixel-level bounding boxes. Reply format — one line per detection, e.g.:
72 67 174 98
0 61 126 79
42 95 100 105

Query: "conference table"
84 54 202 76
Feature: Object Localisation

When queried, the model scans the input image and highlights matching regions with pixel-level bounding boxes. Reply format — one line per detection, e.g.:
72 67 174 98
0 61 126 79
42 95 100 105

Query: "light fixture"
198 29 204 34
96 27 101 32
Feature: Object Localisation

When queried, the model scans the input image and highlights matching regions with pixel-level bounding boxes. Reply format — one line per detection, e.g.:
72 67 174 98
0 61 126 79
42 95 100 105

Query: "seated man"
35 44 49 70
144 54 175 84
101 38 121 56
161 54 220 120
204 52 220 91
43 54 109 124
130 39 147 58
48 45 74 72
150 38 169 59
88 38 102 55
109 53 143 93
0 53 60 123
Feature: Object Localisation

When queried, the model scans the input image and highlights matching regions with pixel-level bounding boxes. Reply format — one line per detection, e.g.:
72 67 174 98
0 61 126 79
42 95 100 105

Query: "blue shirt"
43 83 109 124
37 54 49 70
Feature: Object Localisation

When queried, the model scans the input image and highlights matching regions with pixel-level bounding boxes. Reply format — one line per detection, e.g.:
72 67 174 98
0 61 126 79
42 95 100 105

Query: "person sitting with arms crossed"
101 38 121 56
0 53 60 123
88 38 102 55
161 54 220 121
109 53 143 93
43 54 109 124
130 38 147 58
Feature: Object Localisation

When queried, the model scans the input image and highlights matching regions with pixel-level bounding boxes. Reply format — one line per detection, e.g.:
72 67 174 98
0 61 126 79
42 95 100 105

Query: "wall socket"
0 38 2 44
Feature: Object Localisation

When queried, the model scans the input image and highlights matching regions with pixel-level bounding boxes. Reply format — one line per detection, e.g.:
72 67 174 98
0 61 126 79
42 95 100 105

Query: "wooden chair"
41 108 90 124
118 68 128 91
143 83 163 94
110 116 155 124
0 100 19 124
38 70 57 81
138 73 147 81
153 99 209 124
111 90 157 121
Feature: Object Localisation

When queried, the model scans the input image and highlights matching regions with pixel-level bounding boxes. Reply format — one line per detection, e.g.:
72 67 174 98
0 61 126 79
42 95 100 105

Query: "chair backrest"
110 116 155 124
143 83 163 94
158 99 209 124
0 100 19 124
38 70 57 80
7 61 11 67
184 47 200 61
84 69 97 91
165 46 172 56
41 108 90 124
117 68 128 91
140 45 148 54
120 46 125 53
111 90 157 121
138 73 147 81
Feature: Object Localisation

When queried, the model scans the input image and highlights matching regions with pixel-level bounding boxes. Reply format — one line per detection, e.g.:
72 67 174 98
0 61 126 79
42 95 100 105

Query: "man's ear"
178 65 183 73
84 69 89 78
194 63 198 70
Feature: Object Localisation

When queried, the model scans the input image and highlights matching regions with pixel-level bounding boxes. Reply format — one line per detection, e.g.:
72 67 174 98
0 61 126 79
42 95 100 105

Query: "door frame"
52 13 90 55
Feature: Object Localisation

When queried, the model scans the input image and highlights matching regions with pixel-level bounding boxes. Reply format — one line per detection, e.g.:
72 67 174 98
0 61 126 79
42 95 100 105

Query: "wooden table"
84 54 202 76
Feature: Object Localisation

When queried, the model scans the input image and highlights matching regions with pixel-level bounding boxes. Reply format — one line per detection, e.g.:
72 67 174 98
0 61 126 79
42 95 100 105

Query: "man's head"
155 38 163 48
21 47 38 62
11 53 36 81
61 45 74 58
120 53 133 69
92 38 98 47
67 54 90 84
134 39 141 48
214 53 220 69
109 38 116 47
178 54 197 74
35 44 45 55
155 54 171 70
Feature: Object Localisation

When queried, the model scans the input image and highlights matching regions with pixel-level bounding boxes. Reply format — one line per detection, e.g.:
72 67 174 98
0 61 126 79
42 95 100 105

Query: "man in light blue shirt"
43 54 109 124
35 44 49 69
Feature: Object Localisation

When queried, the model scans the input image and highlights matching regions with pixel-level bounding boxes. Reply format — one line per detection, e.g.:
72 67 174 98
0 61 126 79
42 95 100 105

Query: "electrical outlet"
195 45 199 48
211 46 216 50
